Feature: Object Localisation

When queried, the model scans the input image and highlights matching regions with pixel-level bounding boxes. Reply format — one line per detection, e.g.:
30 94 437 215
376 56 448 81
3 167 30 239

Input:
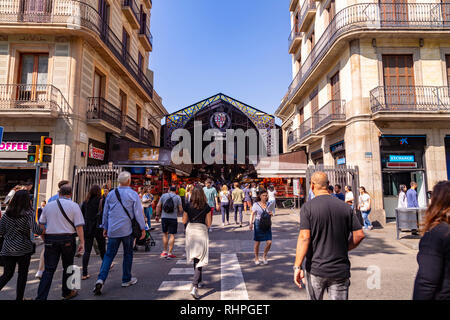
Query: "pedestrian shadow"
198 288 217 299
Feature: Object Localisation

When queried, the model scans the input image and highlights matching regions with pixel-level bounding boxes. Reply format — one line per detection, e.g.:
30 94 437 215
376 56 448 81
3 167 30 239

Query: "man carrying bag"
93 171 146 296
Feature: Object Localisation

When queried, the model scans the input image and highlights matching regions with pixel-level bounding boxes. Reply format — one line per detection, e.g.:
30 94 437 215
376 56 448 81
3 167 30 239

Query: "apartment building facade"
277 0 450 224
0 0 167 201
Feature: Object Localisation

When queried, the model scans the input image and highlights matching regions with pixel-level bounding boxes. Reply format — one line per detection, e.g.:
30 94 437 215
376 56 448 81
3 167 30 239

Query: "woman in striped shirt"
0 190 44 300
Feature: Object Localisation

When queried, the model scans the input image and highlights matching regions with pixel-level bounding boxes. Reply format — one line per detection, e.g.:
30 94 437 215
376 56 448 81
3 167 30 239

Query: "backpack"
257 203 272 231
163 194 175 213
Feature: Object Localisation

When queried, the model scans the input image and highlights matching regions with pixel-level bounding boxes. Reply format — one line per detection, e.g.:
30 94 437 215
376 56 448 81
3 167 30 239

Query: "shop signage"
0 141 30 152
129 148 159 161
365 152 373 158
0 126 3 145
387 162 418 169
88 143 105 161
330 141 345 153
337 157 346 165
389 155 414 163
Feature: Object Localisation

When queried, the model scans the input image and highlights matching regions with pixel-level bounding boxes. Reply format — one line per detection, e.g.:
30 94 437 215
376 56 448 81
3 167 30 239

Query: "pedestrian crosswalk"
157 253 249 300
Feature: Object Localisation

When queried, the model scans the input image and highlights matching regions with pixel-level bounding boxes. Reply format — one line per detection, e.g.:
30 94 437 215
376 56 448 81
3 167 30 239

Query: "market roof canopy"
256 151 307 178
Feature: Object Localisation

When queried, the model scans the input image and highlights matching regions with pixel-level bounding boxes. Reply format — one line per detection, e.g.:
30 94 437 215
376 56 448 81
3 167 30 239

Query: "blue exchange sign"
389 155 415 162
0 126 3 145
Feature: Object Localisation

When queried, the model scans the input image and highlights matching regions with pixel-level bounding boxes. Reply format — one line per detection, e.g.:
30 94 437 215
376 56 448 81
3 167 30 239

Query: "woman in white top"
397 184 408 209
219 185 231 227
345 185 354 208
358 186 373 230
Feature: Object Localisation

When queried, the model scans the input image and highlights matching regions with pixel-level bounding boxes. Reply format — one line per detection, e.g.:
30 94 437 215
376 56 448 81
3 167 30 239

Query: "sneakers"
62 290 78 300
35 270 43 279
222 223 225 227
160 251 168 258
198 282 204 288
254 260 260 265
209 228 212 232
93 280 103 296
368 226 374 230
190 286 199 299
122 277 138 287
262 257 268 265
167 253 177 260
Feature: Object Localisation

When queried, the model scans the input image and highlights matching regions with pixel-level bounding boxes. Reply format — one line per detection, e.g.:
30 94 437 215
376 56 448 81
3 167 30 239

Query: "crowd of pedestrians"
0 172 448 301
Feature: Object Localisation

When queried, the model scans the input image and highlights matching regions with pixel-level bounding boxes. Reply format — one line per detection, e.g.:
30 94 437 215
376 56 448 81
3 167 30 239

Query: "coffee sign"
88 143 105 161
0 141 30 152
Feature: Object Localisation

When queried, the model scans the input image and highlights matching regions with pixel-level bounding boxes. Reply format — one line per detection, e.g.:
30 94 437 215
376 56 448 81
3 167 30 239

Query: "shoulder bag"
114 189 142 238
56 199 77 236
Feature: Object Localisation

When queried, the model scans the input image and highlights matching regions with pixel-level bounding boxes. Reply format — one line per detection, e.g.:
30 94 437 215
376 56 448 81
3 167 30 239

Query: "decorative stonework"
18 35 49 42
55 36 70 43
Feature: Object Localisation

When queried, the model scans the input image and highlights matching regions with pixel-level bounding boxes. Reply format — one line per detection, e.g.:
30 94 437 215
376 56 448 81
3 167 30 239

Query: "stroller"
134 227 156 252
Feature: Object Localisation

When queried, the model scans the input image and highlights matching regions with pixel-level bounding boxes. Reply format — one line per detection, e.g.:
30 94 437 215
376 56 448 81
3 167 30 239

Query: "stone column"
424 128 448 191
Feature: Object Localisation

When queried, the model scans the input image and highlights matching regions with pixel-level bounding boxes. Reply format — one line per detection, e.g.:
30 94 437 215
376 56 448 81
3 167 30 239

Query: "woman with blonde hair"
182 187 212 299
413 181 449 300
219 185 231 227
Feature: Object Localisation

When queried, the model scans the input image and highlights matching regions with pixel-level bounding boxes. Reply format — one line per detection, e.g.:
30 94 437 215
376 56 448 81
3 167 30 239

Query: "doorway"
382 170 426 218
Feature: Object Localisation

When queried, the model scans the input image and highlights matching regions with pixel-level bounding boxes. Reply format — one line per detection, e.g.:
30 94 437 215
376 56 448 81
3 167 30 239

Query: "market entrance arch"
163 93 278 183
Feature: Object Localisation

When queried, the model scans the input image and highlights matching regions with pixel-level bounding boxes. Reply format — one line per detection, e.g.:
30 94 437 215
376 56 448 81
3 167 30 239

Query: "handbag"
115 189 142 239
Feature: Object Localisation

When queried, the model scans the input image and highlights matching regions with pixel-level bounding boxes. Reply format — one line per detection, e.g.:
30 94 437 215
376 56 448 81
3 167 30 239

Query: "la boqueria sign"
0 141 30 152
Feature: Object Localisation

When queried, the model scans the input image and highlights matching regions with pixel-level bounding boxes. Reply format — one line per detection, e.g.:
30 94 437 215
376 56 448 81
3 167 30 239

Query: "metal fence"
72 165 123 204
305 165 360 213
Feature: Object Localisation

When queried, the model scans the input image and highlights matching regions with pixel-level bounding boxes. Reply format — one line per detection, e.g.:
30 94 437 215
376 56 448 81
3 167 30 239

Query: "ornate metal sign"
210 112 230 129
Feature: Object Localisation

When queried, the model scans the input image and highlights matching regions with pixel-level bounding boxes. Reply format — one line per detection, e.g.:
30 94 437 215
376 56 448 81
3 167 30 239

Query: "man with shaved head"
293 171 365 300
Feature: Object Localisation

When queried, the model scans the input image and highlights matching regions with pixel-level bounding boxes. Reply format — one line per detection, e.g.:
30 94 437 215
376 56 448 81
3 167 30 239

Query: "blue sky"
149 0 292 123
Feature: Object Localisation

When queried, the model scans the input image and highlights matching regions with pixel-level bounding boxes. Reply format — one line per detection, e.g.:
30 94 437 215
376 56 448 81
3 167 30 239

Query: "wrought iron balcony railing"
123 115 140 139
299 118 313 140
139 18 153 50
0 84 70 114
279 2 450 113
0 0 153 99
298 0 316 32
288 21 302 52
312 100 346 131
122 0 140 29
370 86 450 112
87 97 123 130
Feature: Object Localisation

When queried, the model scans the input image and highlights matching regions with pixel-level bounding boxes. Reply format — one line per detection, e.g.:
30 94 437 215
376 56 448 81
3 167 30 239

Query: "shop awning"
255 151 307 178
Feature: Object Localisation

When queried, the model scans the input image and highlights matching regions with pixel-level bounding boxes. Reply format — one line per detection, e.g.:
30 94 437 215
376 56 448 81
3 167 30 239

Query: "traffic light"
39 136 53 163
27 145 39 163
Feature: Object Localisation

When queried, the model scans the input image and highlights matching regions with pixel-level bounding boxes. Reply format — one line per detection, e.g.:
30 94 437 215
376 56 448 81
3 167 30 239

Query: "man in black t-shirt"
293 172 365 300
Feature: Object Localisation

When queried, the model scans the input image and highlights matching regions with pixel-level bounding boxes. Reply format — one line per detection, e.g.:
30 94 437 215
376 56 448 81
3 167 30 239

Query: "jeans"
233 204 243 224
144 207 152 229
0 254 31 300
97 234 134 284
192 258 203 288
304 271 350 300
220 203 230 223
82 228 106 276
36 234 76 300
361 210 372 228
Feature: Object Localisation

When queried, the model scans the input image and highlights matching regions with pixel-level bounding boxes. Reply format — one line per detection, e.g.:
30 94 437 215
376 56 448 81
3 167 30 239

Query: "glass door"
19 53 49 103
21 0 52 23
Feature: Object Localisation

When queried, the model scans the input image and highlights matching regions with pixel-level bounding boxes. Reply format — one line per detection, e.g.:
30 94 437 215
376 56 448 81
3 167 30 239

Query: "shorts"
161 218 178 234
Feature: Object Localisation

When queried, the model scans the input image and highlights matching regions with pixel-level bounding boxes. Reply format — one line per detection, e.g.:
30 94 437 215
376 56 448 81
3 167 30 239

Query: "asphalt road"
0 208 419 300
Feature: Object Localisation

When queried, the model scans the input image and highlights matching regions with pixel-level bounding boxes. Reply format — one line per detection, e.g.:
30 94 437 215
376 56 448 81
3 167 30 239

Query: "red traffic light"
44 137 53 145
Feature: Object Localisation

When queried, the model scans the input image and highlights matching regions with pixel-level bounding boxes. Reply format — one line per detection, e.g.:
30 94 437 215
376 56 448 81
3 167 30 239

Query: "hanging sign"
389 155 414 162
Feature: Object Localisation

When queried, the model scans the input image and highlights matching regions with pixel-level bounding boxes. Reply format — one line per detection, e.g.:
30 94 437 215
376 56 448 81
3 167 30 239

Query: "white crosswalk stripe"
168 268 194 275
221 253 249 300
158 281 192 291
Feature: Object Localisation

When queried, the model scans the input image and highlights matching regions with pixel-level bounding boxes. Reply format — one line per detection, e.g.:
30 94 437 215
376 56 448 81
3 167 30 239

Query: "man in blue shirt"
334 184 346 202
48 180 70 202
93 171 146 296
406 182 419 208
203 179 219 232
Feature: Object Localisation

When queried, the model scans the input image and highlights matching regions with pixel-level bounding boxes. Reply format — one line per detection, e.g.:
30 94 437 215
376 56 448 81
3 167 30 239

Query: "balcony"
277 3 450 116
140 127 152 144
288 22 302 54
312 100 346 135
138 20 153 51
298 0 316 32
87 97 123 133
290 0 299 12
143 0 152 9
0 84 69 117
298 117 321 145
122 0 140 29
0 0 153 100
123 115 140 141
370 86 450 121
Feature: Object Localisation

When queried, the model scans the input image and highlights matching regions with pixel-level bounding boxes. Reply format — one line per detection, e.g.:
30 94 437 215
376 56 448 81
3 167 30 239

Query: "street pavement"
0 208 420 300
